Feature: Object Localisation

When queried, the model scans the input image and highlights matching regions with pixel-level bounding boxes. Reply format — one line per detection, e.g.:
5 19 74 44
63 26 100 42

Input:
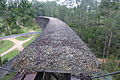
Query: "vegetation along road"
1 36 33 57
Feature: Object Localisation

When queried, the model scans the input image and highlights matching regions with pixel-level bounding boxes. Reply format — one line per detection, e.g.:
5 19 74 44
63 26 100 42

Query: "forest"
0 0 120 80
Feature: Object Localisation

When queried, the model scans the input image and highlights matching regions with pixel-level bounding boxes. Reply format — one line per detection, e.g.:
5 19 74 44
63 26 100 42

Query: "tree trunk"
106 30 112 59
43 72 51 80
103 33 107 63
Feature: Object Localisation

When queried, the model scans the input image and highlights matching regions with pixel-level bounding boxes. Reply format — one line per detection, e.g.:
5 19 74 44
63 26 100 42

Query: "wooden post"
59 73 71 80
51 73 71 80
42 72 51 80
12 72 71 80
34 72 44 80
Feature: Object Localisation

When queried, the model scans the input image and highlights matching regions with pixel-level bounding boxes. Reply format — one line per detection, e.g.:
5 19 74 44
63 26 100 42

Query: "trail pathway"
1 36 33 57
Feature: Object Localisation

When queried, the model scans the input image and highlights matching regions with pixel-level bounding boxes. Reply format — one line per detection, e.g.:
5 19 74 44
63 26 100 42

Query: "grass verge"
2 49 20 61
15 35 31 41
23 34 39 47
0 72 16 80
0 40 14 54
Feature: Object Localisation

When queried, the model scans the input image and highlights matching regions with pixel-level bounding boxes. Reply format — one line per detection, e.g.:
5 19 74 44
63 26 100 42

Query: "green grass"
2 49 20 61
20 28 30 33
0 40 14 54
23 34 39 47
0 72 16 80
15 35 31 41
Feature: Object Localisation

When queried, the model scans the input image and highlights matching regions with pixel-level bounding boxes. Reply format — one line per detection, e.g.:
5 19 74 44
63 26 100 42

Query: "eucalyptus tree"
99 0 120 59
32 1 45 16
0 0 10 35
32 1 60 17
0 0 35 36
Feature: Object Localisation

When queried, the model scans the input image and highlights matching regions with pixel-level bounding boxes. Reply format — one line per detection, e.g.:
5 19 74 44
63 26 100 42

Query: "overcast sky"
35 0 55 1
29 0 101 3
29 0 65 2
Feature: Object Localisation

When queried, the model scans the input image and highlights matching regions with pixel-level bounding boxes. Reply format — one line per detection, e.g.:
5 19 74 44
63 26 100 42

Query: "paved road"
0 32 40 39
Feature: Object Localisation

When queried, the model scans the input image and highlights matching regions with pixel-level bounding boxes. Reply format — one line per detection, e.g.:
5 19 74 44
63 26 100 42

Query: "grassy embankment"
0 40 14 54
23 34 39 47
15 35 31 41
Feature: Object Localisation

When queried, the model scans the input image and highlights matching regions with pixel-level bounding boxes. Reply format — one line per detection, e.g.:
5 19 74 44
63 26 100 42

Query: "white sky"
29 0 65 2
29 0 101 5
36 0 55 1
29 0 101 3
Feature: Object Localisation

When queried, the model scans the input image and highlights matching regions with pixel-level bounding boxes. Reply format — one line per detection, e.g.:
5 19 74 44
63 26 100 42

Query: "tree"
0 0 35 36
99 0 120 59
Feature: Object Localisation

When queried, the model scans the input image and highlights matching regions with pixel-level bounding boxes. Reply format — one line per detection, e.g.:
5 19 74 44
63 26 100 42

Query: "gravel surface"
13 16 100 74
